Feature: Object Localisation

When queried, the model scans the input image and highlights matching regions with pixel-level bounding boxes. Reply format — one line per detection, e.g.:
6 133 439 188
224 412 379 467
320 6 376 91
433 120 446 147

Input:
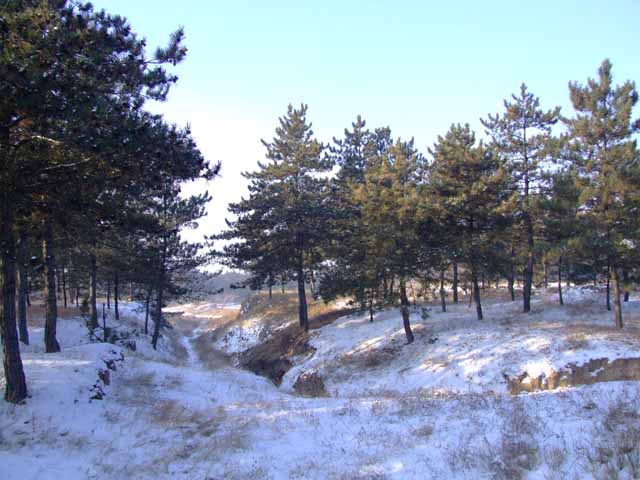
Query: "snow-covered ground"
2 288 640 479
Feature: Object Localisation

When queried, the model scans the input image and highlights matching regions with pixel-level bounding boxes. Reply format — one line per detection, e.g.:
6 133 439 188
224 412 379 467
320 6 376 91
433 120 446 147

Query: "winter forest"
2 2 640 479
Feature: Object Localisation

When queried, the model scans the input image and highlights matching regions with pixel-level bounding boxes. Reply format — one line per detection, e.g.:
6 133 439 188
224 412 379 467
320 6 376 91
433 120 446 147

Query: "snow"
1 287 640 479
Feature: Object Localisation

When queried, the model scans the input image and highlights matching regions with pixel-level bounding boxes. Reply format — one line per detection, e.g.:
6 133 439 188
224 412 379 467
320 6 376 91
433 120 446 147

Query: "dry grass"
192 332 231 370
26 304 82 327
578 392 640 480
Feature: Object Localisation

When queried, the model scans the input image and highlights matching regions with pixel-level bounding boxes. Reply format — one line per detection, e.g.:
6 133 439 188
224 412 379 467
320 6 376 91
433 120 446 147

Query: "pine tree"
219 104 331 331
429 124 512 320
354 138 426 343
564 59 640 328
482 84 560 313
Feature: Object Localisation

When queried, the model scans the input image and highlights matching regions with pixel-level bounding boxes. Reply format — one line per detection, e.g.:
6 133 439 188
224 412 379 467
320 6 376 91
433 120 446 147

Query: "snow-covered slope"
2 288 640 479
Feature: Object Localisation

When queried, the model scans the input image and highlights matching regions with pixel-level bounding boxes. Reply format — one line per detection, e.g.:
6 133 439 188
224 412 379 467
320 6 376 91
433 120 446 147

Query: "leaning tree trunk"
399 278 414 344
610 263 623 329
439 269 446 313
1 206 28 403
17 231 29 345
558 255 564 306
114 270 120 321
89 251 98 330
452 260 458 304
42 220 60 353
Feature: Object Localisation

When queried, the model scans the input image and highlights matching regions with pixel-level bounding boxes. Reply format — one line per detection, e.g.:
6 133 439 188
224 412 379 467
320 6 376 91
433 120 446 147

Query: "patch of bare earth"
238 297 358 385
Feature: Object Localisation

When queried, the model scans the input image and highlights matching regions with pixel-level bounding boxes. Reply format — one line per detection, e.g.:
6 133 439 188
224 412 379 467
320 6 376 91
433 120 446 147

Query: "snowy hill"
2 287 640 479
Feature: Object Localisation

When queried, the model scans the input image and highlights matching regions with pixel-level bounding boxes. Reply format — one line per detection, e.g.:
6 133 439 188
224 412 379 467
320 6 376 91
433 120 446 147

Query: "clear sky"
93 0 639 243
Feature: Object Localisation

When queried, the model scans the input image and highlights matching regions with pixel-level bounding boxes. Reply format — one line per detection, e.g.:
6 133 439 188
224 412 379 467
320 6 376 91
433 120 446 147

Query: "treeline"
1 2 216 403
220 60 639 345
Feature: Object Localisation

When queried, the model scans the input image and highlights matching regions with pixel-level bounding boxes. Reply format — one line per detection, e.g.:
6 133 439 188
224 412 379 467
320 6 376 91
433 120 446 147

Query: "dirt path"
170 308 241 370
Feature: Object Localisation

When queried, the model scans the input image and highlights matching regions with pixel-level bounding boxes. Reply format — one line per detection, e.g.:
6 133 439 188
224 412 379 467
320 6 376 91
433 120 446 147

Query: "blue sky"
94 1 639 240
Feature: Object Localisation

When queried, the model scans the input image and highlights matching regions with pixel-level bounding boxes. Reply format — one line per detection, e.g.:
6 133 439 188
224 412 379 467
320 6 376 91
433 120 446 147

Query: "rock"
293 371 328 397
505 357 640 394
98 369 111 386
121 340 136 351
90 384 105 400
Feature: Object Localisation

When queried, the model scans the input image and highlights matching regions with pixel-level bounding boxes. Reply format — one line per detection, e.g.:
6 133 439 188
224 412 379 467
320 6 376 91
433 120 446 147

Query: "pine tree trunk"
481 273 485 291
56 268 62 299
623 268 630 302
543 262 548 289
295 232 309 332
75 287 79 307
558 255 564 306
471 265 483 320
399 278 414 344
144 286 152 335
0 206 28 403
452 260 458 304
152 243 167 350
611 264 623 329
522 131 534 313
268 284 272 303
106 281 111 309
114 271 119 321
606 264 611 312
43 221 60 353
509 244 515 302
89 252 98 330
369 295 374 323
17 231 29 345
439 269 446 313
61 266 67 309
26 280 31 307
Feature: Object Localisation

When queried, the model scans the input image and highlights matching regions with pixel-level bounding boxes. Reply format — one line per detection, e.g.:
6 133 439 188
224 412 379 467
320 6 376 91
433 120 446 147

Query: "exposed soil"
238 307 358 385
505 357 640 394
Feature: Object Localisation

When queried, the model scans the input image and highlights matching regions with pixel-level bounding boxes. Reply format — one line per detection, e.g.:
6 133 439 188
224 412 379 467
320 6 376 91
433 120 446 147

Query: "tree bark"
61 266 67 308
471 265 483 320
114 270 119 321
42 220 60 353
152 243 167 350
89 252 98 330
0 206 28 403
611 264 623 329
144 286 152 335
399 278 414 344
606 264 611 312
623 268 630 302
439 269 446 313
452 260 458 304
106 280 111 309
295 232 309 332
558 255 564 306
17 231 29 345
